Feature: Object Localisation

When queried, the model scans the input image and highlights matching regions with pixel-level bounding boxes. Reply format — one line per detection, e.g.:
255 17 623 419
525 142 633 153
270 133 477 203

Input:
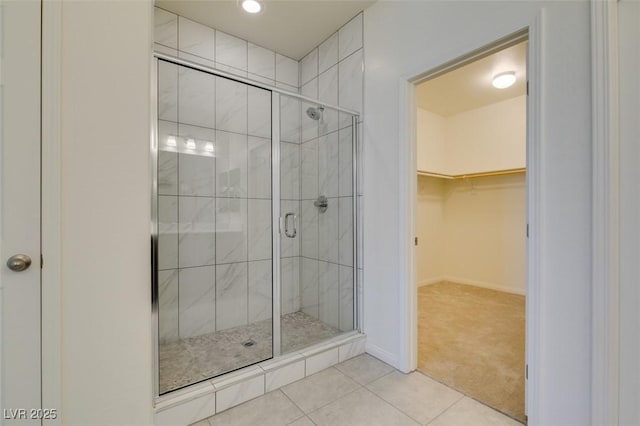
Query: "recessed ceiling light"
241 0 262 14
492 71 516 89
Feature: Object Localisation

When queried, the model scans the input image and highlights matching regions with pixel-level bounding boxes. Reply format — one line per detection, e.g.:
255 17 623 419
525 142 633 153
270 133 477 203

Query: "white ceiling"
416 41 527 117
156 0 375 60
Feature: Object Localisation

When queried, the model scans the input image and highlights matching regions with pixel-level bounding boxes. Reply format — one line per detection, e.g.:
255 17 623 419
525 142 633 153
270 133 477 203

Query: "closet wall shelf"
417 168 526 180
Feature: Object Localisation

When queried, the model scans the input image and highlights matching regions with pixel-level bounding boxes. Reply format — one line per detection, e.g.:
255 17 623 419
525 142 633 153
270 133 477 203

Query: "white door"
0 1 42 424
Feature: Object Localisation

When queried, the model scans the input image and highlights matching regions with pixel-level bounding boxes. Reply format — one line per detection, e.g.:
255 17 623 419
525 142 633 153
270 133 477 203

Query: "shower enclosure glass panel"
155 59 273 394
279 95 356 354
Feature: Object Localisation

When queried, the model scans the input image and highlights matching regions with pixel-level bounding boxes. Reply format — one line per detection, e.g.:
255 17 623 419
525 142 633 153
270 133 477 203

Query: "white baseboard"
365 343 399 370
443 276 526 296
417 276 446 287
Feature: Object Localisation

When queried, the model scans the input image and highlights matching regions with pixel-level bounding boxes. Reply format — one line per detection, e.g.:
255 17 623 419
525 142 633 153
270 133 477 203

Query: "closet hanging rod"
417 168 526 180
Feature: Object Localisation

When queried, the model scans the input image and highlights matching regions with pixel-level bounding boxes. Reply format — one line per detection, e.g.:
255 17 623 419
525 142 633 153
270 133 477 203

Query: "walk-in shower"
152 54 359 396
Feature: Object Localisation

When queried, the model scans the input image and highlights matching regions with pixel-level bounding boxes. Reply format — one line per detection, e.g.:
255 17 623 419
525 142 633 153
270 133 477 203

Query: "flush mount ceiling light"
492 71 516 89
240 0 263 14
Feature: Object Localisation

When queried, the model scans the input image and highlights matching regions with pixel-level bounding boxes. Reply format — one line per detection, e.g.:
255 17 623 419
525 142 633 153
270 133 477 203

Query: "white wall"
60 1 153 424
446 96 526 174
443 174 526 294
416 174 526 294
364 2 592 425
415 176 445 285
416 109 446 173
416 95 526 175
618 0 640 423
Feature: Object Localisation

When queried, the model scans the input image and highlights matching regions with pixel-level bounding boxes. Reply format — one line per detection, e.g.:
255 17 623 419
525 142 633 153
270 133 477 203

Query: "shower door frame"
151 52 361 401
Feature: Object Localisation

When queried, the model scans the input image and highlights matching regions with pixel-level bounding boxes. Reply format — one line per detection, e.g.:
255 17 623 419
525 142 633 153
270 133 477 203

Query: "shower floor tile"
159 311 343 394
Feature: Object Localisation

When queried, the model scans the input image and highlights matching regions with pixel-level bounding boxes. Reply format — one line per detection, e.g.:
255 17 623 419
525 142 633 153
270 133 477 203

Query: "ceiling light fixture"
492 71 516 89
241 0 262 14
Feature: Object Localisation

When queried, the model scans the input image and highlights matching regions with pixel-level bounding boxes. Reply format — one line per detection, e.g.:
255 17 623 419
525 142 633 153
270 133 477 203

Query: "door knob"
6 254 32 272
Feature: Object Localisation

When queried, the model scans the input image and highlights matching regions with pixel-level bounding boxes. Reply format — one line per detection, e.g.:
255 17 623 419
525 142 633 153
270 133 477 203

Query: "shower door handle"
284 213 297 238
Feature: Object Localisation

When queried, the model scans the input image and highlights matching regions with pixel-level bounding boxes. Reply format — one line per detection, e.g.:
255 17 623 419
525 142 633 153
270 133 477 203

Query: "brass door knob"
6 254 32 272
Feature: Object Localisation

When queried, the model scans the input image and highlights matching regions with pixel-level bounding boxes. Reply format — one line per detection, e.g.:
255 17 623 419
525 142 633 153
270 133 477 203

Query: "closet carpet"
418 281 526 424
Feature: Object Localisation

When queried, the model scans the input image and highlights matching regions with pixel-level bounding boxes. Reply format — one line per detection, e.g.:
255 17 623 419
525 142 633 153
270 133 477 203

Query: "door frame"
590 0 621 424
399 19 542 418
400 5 623 422
41 0 63 424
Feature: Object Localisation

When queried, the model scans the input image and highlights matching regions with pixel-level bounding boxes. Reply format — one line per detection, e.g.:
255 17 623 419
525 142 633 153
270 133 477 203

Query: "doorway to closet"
413 39 527 423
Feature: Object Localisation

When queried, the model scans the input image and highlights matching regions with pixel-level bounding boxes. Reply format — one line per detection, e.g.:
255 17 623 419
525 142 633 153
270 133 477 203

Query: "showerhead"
306 106 324 121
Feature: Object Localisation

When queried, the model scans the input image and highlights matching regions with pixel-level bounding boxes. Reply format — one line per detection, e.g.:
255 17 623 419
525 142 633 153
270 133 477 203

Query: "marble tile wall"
154 7 299 92
155 7 363 338
296 13 364 332
155 6 303 333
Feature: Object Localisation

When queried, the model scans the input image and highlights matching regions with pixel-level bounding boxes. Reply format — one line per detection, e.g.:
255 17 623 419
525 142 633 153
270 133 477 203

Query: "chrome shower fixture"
306 106 324 121
314 195 328 213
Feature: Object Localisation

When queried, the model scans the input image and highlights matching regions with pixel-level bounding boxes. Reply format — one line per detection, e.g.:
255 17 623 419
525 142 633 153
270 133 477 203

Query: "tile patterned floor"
160 312 342 393
190 354 524 426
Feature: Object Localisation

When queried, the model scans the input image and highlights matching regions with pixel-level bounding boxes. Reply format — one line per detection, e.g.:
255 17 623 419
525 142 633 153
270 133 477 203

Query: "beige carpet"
418 281 526 423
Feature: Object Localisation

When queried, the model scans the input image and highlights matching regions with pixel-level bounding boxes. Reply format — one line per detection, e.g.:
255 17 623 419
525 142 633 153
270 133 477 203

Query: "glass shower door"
278 93 357 354
155 59 273 394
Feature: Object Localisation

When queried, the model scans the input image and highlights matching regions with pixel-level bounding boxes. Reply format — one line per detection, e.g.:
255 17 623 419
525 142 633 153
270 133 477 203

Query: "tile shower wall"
154 7 300 92
155 8 302 335
297 13 364 332
155 7 363 337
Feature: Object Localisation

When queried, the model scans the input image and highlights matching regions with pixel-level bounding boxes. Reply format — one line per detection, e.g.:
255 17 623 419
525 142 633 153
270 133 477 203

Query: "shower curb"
154 332 366 426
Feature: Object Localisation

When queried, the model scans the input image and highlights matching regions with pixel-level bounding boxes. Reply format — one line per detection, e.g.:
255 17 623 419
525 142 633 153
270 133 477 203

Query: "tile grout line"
300 378 364 419
423 396 466 426
160 118 271 140
360 383 425 426
333 360 393 388
279 389 308 422
363 370 437 426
